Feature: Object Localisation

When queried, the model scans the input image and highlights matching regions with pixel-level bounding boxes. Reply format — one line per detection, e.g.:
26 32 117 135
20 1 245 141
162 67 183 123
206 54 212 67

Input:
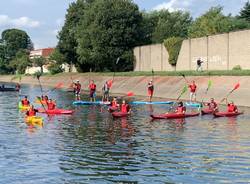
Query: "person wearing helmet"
175 101 186 114
74 80 81 100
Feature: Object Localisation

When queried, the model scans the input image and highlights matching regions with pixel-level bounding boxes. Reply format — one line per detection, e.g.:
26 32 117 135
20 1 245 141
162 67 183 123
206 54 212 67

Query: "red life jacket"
228 104 236 112
89 83 96 90
177 106 186 114
112 101 118 108
22 99 30 106
189 84 197 93
75 83 81 91
47 102 56 110
121 104 129 113
27 109 36 116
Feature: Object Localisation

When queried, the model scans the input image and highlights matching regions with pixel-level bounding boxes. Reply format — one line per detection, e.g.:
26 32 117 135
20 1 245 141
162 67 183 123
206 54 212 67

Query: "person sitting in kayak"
89 80 96 102
175 102 186 114
147 80 154 102
26 105 38 117
227 101 238 113
15 83 21 91
204 98 218 112
121 100 131 114
189 81 197 102
47 99 56 110
21 96 30 106
102 81 110 102
74 80 81 100
111 97 119 108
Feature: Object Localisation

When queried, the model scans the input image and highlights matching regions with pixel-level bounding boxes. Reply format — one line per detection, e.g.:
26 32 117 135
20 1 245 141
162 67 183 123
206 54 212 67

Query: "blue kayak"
73 101 111 105
130 101 174 105
185 102 202 108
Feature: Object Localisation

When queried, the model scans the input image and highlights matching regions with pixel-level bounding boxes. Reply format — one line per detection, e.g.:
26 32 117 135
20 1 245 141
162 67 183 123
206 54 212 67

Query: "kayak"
151 112 200 119
73 101 111 105
185 102 202 108
108 106 119 113
112 112 129 118
25 116 43 126
130 101 174 105
0 87 19 92
38 108 74 115
214 112 243 117
201 108 214 115
18 102 30 110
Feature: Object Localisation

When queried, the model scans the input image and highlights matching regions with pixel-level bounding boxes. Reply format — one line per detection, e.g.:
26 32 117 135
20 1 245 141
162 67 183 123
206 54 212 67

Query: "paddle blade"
181 85 188 95
108 80 113 88
55 82 64 89
127 92 134 97
116 57 120 64
233 83 240 91
207 80 212 90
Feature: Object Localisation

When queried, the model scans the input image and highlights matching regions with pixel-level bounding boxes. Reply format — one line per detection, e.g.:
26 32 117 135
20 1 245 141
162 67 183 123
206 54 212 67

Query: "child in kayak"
47 99 56 110
26 105 38 116
121 100 131 114
147 80 154 102
21 96 30 106
89 80 96 102
227 101 238 113
189 81 197 102
108 97 119 112
175 102 186 114
204 98 218 112
74 80 81 100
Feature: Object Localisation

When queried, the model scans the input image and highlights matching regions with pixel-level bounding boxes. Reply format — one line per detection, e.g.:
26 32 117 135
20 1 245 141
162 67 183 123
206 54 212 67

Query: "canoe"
18 102 30 110
108 106 119 113
112 112 129 118
214 112 243 117
151 112 200 119
185 102 202 108
38 108 74 115
201 108 214 115
25 116 43 126
0 87 19 92
130 101 174 105
73 101 111 105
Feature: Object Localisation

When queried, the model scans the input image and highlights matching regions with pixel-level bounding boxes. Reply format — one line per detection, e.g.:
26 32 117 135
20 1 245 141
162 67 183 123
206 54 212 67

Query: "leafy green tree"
31 56 47 74
48 48 66 74
9 50 31 74
239 1 250 22
76 0 143 71
149 10 192 43
188 6 250 38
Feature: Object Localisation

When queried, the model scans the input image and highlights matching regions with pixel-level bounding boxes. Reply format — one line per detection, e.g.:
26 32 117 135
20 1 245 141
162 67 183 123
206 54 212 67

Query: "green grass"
52 70 250 77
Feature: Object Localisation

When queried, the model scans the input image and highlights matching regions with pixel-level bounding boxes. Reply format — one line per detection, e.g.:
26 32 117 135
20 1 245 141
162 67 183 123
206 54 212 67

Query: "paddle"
117 91 135 99
220 82 240 103
45 82 64 94
152 69 154 81
201 79 212 104
35 73 43 94
181 73 189 83
36 96 47 113
168 85 188 112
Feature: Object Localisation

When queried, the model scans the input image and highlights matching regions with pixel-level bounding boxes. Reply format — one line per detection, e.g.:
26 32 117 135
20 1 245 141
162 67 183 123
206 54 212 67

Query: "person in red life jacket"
111 97 119 108
15 83 21 91
147 80 154 102
26 105 38 117
21 96 30 106
189 81 197 102
175 101 186 114
120 100 131 114
74 80 81 100
102 81 110 102
47 99 56 110
227 101 238 113
89 80 97 102
204 98 218 112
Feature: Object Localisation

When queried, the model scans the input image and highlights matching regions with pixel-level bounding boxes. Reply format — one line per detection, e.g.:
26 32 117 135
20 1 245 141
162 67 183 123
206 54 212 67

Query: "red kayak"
112 112 129 118
108 106 119 113
151 112 200 119
214 112 243 117
201 108 214 115
38 108 74 115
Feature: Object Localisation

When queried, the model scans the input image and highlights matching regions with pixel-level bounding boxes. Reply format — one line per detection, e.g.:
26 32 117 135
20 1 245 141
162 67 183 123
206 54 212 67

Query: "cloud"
153 0 192 12
0 15 40 28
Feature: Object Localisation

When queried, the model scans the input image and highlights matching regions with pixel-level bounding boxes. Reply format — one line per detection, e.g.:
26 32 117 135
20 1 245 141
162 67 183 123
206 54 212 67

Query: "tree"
31 56 47 74
76 0 144 72
48 48 66 74
239 1 250 22
148 10 192 43
9 50 31 74
188 6 250 38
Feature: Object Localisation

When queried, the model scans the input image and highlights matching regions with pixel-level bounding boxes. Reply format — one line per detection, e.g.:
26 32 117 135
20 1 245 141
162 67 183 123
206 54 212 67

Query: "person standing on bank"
196 58 203 72
147 80 154 102
189 81 197 102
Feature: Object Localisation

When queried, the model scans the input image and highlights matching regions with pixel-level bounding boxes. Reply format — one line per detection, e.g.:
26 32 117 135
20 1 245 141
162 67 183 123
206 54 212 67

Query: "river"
0 84 250 183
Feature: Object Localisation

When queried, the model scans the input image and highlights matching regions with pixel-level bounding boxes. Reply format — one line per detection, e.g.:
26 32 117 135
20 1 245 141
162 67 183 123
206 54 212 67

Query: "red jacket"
89 83 96 90
121 104 129 113
189 84 197 93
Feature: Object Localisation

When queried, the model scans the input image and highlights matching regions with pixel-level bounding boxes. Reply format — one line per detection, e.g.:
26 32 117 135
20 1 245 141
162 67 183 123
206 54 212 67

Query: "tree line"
1 1 250 74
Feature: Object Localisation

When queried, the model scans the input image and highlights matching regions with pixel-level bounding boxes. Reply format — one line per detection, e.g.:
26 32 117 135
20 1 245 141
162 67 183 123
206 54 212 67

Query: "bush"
232 65 242 71
48 63 64 75
164 37 183 66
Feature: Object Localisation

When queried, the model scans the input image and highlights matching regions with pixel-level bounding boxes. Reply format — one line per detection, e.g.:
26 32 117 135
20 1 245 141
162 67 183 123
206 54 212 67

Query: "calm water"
0 84 250 184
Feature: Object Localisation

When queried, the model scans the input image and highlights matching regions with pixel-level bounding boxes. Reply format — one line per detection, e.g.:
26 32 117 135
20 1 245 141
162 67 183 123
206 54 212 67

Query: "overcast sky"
0 0 247 49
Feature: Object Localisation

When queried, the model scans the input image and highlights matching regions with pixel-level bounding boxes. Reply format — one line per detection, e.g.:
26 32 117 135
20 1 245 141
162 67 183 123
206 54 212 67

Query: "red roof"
41 48 54 57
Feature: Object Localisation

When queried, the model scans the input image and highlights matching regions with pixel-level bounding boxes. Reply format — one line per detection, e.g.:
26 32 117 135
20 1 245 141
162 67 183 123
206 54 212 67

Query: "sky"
0 0 247 49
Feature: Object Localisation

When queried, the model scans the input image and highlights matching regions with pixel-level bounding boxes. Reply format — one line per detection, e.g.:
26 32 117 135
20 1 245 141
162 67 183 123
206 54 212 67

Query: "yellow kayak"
25 116 43 126
18 102 30 110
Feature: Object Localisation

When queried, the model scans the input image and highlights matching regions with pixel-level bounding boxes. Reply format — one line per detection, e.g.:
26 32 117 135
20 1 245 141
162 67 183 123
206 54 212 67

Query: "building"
29 48 55 59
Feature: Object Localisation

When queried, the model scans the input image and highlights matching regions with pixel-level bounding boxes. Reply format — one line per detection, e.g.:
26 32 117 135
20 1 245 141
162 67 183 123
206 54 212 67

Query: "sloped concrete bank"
0 74 249 107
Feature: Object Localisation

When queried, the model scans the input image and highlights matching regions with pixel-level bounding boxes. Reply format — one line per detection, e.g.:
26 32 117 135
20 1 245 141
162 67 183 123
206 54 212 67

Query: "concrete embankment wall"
134 29 250 71
0 75 249 107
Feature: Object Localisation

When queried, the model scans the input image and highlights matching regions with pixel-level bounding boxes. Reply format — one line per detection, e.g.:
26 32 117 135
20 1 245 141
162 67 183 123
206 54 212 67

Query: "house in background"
25 48 77 74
